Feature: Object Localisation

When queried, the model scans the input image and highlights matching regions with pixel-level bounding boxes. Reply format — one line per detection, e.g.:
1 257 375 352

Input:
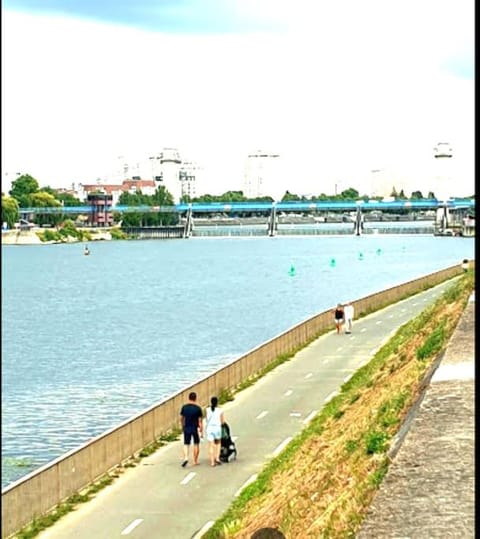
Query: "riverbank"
1 229 112 245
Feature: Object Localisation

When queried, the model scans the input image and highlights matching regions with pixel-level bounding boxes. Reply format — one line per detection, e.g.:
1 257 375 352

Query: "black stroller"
219 422 237 463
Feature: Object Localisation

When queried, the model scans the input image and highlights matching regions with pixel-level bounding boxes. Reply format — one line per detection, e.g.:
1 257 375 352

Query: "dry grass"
209 274 473 539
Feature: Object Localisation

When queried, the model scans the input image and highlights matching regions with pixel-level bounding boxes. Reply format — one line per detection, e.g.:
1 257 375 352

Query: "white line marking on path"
290 412 302 417
273 437 293 457
350 336 355 340
284 389 293 397
324 391 338 403
256 410 269 419
305 372 313 379
234 474 258 497
323 359 330 364
401 308 407 312
192 521 215 539
376 321 382 325
180 472 196 485
343 373 353 383
370 348 378 355
232 435 238 442
388 314 394 318
412 302 418 306
303 410 317 424
360 328 366 332
337 347 343 351
121 519 143 535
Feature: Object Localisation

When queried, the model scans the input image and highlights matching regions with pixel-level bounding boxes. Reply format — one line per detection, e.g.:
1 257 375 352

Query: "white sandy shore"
1 229 112 245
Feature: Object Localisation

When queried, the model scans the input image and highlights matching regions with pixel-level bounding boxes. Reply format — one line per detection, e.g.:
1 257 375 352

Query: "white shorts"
206 427 222 442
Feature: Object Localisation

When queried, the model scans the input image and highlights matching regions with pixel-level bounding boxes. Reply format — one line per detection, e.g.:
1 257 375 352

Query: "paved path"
357 290 475 539
38 280 463 539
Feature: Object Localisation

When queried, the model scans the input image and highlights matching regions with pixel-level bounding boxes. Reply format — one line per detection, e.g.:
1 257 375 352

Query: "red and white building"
77 178 156 206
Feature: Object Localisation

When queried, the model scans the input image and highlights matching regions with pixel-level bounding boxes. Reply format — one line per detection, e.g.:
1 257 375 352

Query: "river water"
1 234 474 488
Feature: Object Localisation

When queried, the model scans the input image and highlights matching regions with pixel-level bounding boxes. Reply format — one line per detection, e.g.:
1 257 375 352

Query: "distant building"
433 142 453 201
243 151 282 200
149 148 182 203
121 178 156 197
179 161 201 200
86 193 113 227
78 178 156 206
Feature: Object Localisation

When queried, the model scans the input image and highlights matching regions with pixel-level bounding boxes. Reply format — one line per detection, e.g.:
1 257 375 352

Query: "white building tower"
433 142 454 233
243 151 282 200
149 148 182 202
433 142 453 202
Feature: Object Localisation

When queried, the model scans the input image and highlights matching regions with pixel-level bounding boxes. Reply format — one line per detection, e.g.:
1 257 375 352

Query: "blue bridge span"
19 198 475 216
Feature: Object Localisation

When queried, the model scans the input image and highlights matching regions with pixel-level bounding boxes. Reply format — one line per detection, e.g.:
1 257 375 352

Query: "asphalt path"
38 279 455 539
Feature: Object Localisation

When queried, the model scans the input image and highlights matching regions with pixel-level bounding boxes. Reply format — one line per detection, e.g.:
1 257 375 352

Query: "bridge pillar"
183 205 193 238
354 206 363 236
435 204 454 235
267 204 277 237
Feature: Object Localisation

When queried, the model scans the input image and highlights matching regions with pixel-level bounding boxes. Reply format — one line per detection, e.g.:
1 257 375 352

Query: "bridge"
18 198 475 216
18 198 474 237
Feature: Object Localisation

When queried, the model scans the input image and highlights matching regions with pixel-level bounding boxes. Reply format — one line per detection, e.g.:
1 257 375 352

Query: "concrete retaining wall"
1 263 467 538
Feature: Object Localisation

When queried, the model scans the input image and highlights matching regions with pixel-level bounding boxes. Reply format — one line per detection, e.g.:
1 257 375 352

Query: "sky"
1 0 475 198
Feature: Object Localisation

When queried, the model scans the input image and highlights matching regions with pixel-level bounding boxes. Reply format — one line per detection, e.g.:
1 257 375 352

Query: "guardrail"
1 262 469 538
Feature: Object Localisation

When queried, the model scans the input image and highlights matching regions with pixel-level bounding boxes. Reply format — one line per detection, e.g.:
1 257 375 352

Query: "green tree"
219 191 247 202
339 188 359 200
410 190 424 199
192 193 216 203
118 191 149 227
282 191 302 202
9 174 39 207
29 191 63 226
118 186 178 227
152 185 175 206
152 186 177 225
1 195 19 228
39 186 57 196
30 191 62 207
54 192 82 206
118 190 150 206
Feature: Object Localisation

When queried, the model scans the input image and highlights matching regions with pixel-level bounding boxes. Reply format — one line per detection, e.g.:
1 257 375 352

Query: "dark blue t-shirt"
180 403 203 432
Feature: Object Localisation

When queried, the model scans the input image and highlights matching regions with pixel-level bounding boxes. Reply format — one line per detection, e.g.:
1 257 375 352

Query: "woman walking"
205 396 225 467
334 303 344 334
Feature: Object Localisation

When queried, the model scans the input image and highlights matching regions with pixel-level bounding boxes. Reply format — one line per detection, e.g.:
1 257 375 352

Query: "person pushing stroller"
204 396 225 466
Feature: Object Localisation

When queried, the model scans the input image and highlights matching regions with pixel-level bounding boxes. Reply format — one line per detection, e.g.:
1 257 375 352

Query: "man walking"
180 391 203 467
344 301 355 334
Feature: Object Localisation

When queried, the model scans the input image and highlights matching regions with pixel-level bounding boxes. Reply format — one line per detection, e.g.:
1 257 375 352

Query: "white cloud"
1 1 474 198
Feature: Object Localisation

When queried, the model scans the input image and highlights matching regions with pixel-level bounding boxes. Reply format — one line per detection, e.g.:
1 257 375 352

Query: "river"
1 235 474 488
